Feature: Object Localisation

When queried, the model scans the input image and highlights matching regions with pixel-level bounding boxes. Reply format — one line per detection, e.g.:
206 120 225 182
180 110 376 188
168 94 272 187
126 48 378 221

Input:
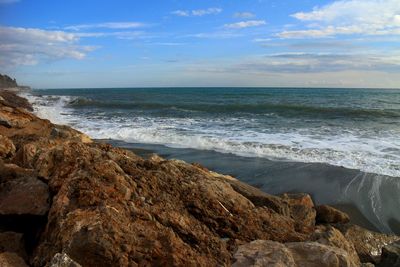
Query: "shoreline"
1 88 399 266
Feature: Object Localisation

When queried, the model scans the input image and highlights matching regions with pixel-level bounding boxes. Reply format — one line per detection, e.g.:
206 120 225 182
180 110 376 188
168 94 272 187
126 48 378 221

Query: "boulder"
0 252 28 267
316 205 350 224
312 225 360 266
0 135 15 159
0 176 50 216
336 224 400 264
232 240 358 267
379 241 400 267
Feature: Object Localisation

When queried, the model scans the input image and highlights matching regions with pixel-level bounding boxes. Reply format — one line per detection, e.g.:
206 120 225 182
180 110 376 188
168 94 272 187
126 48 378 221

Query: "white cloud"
279 0 400 38
171 10 189 17
172 8 222 17
65 22 146 31
0 26 95 67
190 52 400 74
233 12 255 19
224 20 266 29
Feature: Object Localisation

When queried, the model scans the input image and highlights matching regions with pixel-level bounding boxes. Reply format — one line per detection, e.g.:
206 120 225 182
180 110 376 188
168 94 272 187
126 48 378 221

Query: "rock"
0 89 33 111
233 239 358 267
316 205 350 224
336 224 400 264
0 176 50 216
0 135 15 158
232 240 295 266
312 225 361 266
0 252 28 267
0 117 12 128
379 241 400 267
0 232 27 260
48 253 82 267
281 193 316 233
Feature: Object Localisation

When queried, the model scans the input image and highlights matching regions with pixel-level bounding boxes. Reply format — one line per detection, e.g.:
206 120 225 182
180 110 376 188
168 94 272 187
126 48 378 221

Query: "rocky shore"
0 88 399 266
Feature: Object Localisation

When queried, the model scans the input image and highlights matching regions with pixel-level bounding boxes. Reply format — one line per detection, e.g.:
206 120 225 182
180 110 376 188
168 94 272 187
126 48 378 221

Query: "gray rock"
233 239 358 267
379 241 400 267
48 253 82 267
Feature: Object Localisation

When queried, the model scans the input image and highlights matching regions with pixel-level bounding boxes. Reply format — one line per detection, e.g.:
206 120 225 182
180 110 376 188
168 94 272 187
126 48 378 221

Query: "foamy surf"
25 90 400 178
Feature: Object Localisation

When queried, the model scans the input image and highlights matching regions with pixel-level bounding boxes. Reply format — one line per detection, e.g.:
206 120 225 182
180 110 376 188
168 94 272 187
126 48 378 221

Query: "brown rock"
0 252 28 267
312 225 361 266
0 135 15 159
0 176 50 216
336 224 400 264
316 205 350 224
233 240 358 267
379 241 400 267
0 232 27 260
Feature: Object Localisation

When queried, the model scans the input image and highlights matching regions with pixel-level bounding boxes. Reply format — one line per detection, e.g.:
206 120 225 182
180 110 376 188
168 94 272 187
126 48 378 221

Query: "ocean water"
25 87 400 233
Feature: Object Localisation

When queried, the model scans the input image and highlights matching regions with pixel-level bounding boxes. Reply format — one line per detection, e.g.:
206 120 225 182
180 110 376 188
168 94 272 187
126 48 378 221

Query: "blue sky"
1 0 400 88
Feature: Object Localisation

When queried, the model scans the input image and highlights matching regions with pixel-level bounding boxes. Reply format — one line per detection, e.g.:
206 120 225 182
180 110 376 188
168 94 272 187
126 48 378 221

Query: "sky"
0 0 400 88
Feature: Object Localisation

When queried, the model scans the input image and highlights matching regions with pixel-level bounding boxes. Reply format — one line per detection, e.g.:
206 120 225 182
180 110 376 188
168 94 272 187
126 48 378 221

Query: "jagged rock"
316 205 350 224
29 140 310 266
336 224 400 264
0 232 27 260
0 176 50 216
232 240 358 267
48 253 82 267
0 89 32 111
379 241 400 267
0 252 28 267
0 135 15 158
312 225 361 266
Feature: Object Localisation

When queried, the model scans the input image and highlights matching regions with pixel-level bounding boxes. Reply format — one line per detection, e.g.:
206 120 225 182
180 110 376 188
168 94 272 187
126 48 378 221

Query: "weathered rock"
316 205 350 224
312 225 360 266
379 241 400 267
0 135 15 158
219 175 316 234
0 252 28 267
336 224 400 264
232 240 295 266
0 232 27 260
233 240 358 267
48 253 82 267
0 89 33 111
0 176 50 216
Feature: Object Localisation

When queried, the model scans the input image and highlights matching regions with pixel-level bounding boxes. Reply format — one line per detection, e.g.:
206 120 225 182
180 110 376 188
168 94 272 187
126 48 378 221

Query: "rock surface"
336 224 400 264
48 253 82 267
233 239 358 267
379 241 400 267
316 205 350 224
0 232 27 260
0 252 28 267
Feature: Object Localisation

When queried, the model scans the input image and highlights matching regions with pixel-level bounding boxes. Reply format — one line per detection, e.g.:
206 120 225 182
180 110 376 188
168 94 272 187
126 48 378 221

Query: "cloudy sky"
0 0 400 88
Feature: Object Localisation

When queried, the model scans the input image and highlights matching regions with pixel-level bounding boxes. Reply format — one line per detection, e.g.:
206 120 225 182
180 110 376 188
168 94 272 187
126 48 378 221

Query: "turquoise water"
25 87 400 234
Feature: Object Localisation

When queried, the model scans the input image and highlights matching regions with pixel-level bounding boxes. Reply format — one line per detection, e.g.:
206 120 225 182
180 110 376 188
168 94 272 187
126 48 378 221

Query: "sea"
24 87 400 234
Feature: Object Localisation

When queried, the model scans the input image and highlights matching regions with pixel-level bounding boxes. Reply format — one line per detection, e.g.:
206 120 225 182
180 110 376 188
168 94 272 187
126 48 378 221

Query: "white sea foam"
27 93 400 178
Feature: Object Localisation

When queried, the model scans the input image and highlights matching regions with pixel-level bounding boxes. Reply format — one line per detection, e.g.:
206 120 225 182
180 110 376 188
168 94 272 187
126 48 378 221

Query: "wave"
26 92 400 178
66 97 400 119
